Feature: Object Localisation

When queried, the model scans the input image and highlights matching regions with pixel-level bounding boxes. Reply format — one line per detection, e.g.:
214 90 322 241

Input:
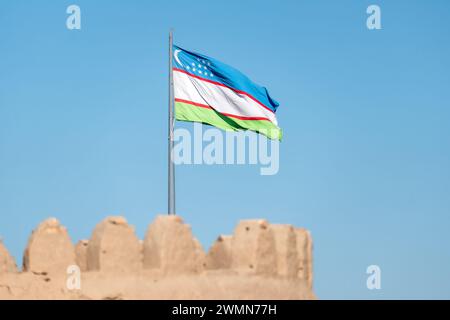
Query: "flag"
172 45 282 140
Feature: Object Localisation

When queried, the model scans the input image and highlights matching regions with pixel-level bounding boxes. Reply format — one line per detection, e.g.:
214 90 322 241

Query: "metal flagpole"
168 30 176 215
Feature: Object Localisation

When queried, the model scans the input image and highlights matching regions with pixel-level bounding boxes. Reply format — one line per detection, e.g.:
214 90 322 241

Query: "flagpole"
168 30 176 215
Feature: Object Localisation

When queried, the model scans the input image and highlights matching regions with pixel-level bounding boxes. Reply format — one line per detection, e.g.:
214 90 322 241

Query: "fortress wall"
230 220 277 276
75 240 89 272
270 224 298 278
22 218 75 275
86 216 141 273
143 215 203 274
0 240 18 274
219 221 311 280
296 228 313 289
205 235 233 270
1 215 314 298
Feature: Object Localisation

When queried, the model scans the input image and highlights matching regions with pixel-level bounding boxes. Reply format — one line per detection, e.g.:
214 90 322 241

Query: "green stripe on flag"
175 101 282 141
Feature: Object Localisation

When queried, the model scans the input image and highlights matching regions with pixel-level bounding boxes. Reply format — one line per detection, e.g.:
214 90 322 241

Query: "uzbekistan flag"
173 45 282 140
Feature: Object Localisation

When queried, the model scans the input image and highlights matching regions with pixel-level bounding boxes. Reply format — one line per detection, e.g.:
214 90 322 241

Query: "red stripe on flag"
175 98 271 122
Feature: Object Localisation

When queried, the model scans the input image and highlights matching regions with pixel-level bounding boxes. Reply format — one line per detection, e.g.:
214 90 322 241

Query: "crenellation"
0 215 314 299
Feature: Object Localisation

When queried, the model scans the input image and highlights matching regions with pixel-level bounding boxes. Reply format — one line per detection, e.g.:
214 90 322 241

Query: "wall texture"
0 215 314 300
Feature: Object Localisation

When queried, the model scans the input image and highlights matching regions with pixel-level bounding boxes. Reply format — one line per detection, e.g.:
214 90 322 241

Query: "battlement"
0 215 314 300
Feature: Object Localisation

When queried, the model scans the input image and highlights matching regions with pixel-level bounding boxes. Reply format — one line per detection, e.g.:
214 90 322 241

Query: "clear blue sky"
1 0 449 299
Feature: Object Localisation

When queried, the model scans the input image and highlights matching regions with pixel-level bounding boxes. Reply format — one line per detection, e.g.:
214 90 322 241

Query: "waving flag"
172 45 282 140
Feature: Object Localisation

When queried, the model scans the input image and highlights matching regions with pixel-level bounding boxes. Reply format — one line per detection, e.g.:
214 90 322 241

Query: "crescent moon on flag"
174 49 183 67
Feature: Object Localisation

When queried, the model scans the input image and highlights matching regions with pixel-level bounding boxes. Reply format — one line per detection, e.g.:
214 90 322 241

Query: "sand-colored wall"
143 215 203 274
22 218 75 275
0 241 18 274
0 215 314 300
86 217 141 273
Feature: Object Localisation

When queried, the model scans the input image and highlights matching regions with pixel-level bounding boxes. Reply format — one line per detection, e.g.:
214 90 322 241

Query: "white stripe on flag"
173 70 278 125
